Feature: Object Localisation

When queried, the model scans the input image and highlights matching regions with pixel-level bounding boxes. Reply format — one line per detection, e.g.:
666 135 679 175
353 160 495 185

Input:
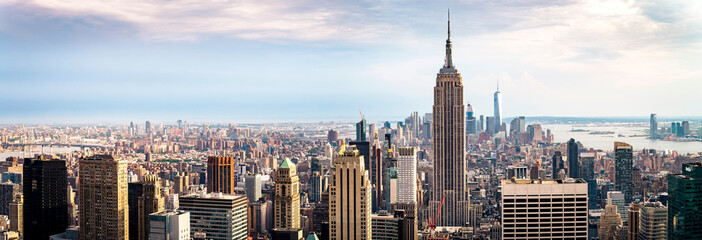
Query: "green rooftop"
279 158 294 169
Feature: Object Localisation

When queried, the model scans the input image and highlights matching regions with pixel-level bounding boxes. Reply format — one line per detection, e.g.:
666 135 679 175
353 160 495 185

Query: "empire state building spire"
441 9 457 74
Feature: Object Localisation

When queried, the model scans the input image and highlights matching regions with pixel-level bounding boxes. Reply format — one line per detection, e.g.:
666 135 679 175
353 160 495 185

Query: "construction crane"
428 193 446 230
359 109 364 120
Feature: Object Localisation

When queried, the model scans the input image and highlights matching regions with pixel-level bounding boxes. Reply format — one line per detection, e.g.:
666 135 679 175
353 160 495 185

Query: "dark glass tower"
23 157 68 240
567 138 579 178
668 162 702 240
356 118 367 141
128 182 144 240
614 142 633 203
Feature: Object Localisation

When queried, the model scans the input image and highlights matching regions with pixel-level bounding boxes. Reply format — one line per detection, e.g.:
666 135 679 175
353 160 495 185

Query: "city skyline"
2 1 702 123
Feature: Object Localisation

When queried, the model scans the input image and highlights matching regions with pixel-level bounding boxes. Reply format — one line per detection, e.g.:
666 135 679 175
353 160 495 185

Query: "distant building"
149 210 190 240
506 166 528 180
494 82 502 131
607 191 627 221
668 162 702 240
179 193 248 240
327 129 338 144
466 103 477 134
23 156 68 240
649 114 657 139
485 116 496 135
356 118 367 142
0 183 19 216
599 205 623 240
329 145 372 239
79 155 129 240
552 151 564 179
614 142 634 203
501 178 588 240
567 138 579 178
207 156 235 194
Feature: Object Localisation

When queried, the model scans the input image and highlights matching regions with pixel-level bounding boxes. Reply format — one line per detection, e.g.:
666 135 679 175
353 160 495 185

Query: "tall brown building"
138 175 164 240
429 12 470 227
207 156 235 194
79 155 129 240
273 158 300 229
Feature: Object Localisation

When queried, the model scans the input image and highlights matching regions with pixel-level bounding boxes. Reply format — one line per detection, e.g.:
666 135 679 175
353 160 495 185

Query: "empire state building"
429 12 470 227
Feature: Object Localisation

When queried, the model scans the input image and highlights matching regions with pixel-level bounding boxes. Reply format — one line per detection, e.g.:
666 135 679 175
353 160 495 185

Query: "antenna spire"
441 9 456 73
448 9 451 40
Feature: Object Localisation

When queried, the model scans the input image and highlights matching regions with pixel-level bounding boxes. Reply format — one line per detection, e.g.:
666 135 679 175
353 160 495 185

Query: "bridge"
2 142 114 149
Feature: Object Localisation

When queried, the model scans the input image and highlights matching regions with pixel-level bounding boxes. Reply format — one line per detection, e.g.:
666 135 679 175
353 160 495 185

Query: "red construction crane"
428 193 446 230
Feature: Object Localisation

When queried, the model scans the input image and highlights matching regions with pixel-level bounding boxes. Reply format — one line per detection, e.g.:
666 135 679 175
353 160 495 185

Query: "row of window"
504 217 587 223
504 198 588 203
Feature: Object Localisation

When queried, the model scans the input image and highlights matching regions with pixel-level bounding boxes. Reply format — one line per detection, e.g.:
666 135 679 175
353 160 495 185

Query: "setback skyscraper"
429 13 470 227
329 145 372 239
614 142 634 203
274 158 301 229
23 156 68 240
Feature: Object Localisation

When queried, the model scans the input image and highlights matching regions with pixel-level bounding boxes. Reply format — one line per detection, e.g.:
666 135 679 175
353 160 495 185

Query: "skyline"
1 0 701 123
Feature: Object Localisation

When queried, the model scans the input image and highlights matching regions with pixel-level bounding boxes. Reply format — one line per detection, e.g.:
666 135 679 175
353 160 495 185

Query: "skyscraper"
494 81 502 131
140 175 165 240
650 114 658 139
614 142 634 203
148 210 190 240
568 138 579 178
79 155 129 240
356 117 367 141
179 193 248 240
245 174 262 203
552 151 564 179
207 156 235 194
668 162 702 240
429 12 470 227
501 178 589 239
23 157 68 240
397 147 417 204
329 145 372 239
0 183 19 215
466 103 477 134
598 205 623 240
638 202 667 240
274 158 300 229
129 182 144 240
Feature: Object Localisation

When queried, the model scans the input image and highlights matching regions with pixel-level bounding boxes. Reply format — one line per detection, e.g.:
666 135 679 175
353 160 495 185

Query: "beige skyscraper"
599 205 623 240
430 11 470 227
79 155 129 240
274 158 300 229
139 175 165 240
329 145 372 240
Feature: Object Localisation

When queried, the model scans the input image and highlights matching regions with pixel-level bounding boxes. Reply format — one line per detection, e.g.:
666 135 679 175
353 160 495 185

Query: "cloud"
2 0 389 41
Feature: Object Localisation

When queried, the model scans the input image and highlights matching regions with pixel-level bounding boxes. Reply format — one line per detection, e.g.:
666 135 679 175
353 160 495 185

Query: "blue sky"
1 0 701 123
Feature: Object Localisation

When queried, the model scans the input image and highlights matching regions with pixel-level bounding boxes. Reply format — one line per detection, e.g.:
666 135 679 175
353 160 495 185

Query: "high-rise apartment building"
649 114 657 139
638 202 667 240
149 210 190 240
614 142 634 203
139 174 165 240
567 138 579 178
628 202 640 240
129 182 144 240
23 157 68 240
309 171 326 204
245 174 262 203
668 162 702 240
79 155 129 240
501 179 588 240
486 116 496 135
207 156 235 194
329 146 372 239
579 153 597 209
179 193 248 240
274 158 300 229
397 147 417 204
9 195 22 237
430 13 470 227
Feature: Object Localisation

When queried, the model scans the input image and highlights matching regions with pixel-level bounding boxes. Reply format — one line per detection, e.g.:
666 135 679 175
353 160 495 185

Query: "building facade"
638 202 667 240
501 179 588 240
140 174 165 240
23 157 68 240
668 162 702 240
397 147 417 203
329 146 372 240
179 193 248 240
149 210 190 240
79 155 129 240
614 142 633 203
207 156 235 194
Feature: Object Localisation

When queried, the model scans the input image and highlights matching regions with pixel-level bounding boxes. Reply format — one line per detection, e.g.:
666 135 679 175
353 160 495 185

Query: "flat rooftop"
502 178 587 185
